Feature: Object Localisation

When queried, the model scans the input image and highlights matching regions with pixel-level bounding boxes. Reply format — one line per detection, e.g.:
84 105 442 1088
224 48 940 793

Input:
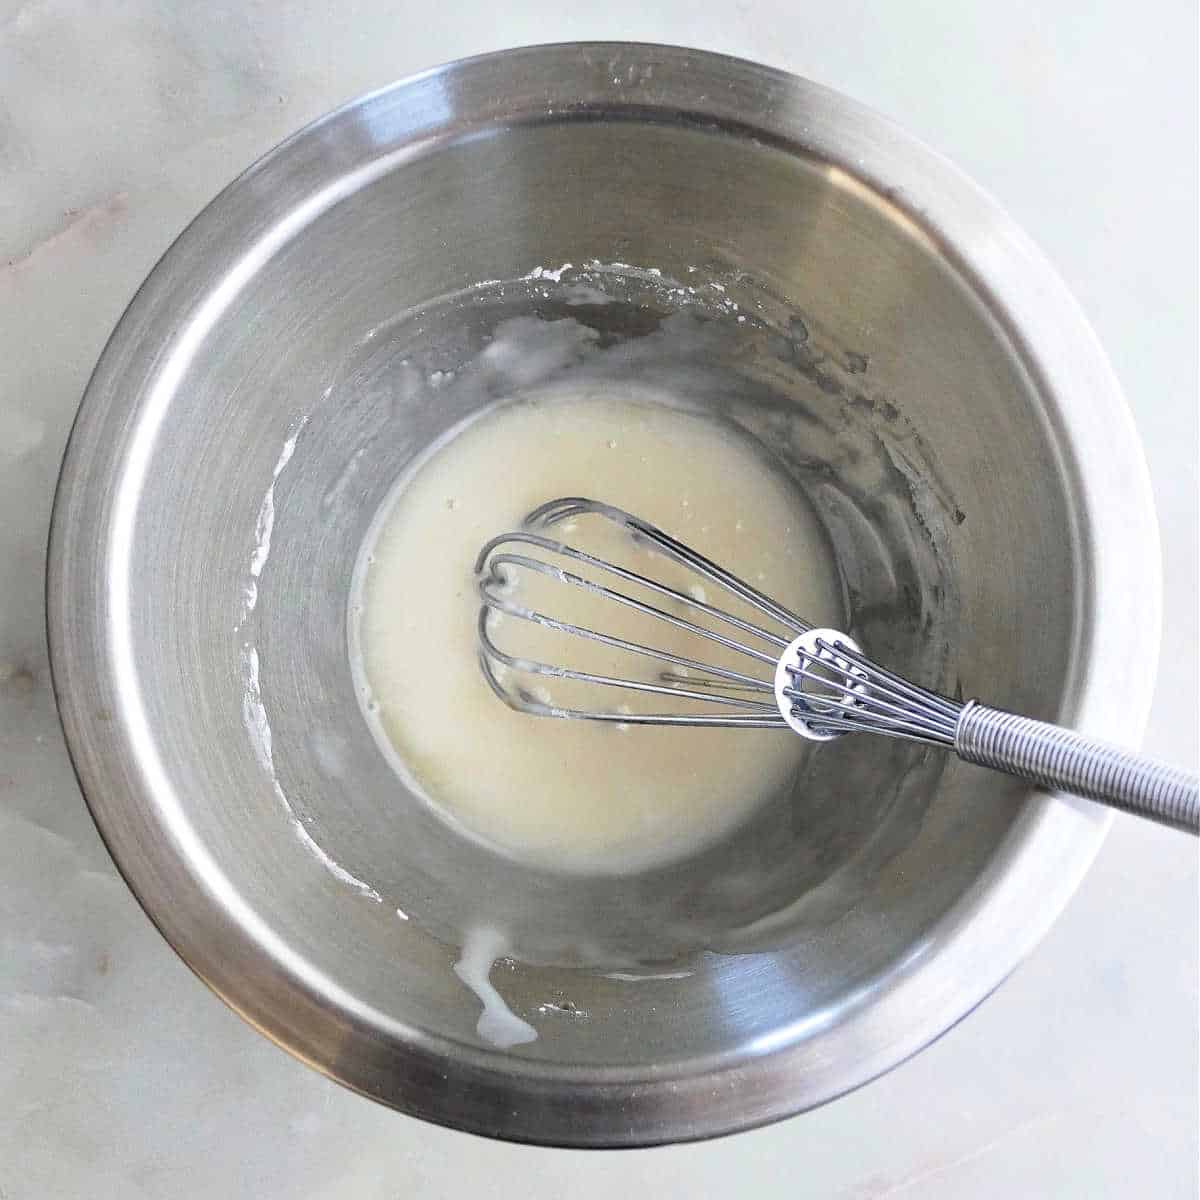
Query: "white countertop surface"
1 3 1196 1196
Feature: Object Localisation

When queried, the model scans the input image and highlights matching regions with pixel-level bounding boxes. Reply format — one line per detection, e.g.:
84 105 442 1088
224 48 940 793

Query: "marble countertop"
1 3 1195 1196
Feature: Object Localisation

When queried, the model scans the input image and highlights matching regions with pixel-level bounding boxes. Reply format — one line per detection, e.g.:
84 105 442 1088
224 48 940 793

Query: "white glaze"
354 384 842 873
453 927 538 1048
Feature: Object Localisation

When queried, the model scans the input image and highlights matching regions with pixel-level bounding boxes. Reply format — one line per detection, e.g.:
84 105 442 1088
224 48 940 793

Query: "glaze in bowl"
48 44 1160 1145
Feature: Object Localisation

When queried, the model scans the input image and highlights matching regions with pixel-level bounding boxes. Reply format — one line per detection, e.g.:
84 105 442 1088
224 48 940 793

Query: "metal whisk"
476 498 1199 833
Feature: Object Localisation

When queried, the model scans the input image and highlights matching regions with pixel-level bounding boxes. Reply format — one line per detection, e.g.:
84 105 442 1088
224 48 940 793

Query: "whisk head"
475 497 962 743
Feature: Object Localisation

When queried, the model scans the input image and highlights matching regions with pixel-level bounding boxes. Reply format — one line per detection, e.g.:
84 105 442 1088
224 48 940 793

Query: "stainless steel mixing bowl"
48 44 1160 1146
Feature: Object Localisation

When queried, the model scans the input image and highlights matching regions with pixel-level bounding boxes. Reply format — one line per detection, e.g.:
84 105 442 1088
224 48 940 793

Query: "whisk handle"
955 703 1200 833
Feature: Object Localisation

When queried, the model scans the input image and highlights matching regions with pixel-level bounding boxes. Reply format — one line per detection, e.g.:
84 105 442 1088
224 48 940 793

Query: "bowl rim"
46 41 1161 1146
